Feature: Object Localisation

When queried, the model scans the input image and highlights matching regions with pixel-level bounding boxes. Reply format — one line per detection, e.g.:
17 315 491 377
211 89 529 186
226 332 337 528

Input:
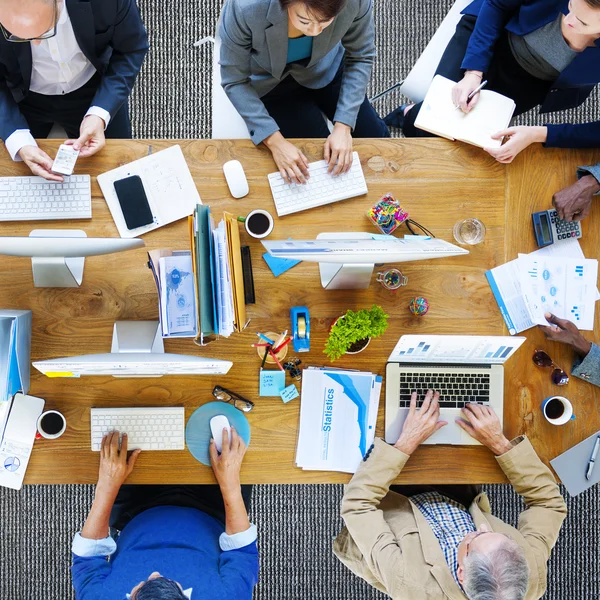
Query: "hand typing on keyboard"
455 404 513 456
96 431 141 494
324 122 353 176
18 145 64 183
393 390 448 455
264 131 310 184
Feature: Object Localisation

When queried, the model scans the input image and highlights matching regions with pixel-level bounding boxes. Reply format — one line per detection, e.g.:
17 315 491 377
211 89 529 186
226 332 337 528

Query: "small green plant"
324 304 389 361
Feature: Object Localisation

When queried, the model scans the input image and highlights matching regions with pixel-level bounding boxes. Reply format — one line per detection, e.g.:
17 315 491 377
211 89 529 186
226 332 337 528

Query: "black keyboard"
398 371 491 408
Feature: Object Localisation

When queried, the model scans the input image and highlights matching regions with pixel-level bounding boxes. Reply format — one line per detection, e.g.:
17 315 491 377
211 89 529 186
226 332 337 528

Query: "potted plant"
324 304 389 362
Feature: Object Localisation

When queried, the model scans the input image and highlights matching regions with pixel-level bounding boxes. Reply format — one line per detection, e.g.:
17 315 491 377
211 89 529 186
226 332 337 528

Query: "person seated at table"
384 0 600 164
540 312 600 387
71 429 258 599
334 390 567 600
0 0 148 182
553 161 600 221
218 0 389 185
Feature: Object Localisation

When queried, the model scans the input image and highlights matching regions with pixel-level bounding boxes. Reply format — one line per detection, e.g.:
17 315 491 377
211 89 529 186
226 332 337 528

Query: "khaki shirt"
333 436 567 599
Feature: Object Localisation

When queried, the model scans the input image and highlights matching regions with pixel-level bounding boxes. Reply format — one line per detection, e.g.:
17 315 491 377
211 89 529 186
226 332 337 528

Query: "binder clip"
290 306 310 352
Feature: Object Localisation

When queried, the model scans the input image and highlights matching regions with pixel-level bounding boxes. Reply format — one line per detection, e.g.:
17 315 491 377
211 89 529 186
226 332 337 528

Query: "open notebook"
414 75 516 149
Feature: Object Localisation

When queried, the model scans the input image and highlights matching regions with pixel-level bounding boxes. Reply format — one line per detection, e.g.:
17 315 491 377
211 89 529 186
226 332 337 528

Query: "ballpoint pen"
455 79 488 110
585 435 600 480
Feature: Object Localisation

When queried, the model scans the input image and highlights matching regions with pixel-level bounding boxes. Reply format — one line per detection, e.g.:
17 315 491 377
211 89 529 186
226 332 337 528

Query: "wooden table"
1 139 599 484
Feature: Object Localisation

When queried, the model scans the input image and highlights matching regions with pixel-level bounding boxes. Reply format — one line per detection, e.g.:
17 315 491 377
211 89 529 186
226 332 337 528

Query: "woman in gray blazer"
219 0 389 185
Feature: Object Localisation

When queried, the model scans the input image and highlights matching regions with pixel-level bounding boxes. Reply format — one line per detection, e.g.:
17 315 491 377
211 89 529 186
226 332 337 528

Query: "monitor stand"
317 232 374 290
111 321 164 354
110 321 164 377
30 229 86 288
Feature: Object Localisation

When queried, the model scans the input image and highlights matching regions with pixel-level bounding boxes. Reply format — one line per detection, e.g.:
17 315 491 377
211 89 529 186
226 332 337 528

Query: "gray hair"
463 539 530 600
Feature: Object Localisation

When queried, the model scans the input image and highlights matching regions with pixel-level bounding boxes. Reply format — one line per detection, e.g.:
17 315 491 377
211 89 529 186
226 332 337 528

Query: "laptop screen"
388 335 526 365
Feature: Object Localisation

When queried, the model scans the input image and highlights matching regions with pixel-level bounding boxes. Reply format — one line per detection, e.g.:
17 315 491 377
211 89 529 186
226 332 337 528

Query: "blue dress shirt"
287 36 314 63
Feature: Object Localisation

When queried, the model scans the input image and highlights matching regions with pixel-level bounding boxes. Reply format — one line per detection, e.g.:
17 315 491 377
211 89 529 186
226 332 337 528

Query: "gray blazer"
572 342 600 387
218 0 376 145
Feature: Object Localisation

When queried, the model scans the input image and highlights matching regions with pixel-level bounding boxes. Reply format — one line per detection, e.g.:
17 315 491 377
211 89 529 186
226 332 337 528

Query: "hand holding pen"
452 72 487 113
455 79 487 112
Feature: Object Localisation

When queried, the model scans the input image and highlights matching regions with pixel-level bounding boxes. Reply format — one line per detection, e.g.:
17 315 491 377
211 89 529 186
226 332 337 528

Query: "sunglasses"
212 385 254 412
532 350 569 385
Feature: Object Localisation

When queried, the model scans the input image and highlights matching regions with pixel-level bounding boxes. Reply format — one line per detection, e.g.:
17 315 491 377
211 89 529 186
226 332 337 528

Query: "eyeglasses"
532 350 569 385
0 0 58 42
212 385 254 412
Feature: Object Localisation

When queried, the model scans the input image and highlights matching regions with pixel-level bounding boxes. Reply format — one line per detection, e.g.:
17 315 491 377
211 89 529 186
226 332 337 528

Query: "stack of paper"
486 238 599 334
296 368 382 473
148 206 248 343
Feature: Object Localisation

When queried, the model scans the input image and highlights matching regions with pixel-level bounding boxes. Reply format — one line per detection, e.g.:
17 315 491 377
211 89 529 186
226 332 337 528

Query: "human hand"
484 126 547 164
97 431 141 494
324 122 353 175
539 312 592 357
393 390 448 455
552 174 600 222
17 145 64 182
456 404 512 455
65 115 106 158
209 426 247 494
452 71 484 113
264 131 310 184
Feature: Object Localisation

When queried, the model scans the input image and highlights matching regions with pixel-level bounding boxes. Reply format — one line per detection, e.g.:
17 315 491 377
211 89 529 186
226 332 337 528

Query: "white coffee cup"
239 209 274 239
36 410 66 439
542 396 575 426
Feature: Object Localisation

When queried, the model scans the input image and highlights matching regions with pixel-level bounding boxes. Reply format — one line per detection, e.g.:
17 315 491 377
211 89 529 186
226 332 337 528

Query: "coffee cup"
542 396 575 426
238 209 274 239
36 410 66 439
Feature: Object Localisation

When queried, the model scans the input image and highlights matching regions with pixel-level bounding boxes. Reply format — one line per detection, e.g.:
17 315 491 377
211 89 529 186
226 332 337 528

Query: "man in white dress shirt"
0 0 148 181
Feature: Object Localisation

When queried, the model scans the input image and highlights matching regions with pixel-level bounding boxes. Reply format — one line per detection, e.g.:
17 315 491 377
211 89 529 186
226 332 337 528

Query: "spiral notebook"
415 75 516 149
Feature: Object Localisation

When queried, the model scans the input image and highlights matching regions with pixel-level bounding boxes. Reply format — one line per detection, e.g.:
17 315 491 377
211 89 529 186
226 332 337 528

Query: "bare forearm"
81 484 118 540
222 485 250 535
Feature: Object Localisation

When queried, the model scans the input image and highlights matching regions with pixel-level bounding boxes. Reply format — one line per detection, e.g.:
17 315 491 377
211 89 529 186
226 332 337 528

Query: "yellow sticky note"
45 372 76 378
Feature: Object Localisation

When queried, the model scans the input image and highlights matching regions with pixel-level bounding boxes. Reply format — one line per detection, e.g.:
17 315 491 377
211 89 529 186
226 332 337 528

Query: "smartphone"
51 144 79 176
113 175 154 230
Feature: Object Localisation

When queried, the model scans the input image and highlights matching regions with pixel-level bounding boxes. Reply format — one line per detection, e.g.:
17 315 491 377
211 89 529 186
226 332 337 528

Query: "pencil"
272 337 292 354
260 345 271 369
268 348 285 371
257 332 275 344
252 343 270 347
272 330 288 350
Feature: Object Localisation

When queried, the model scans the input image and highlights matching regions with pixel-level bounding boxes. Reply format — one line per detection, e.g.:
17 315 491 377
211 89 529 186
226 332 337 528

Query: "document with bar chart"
518 254 598 330
387 335 525 365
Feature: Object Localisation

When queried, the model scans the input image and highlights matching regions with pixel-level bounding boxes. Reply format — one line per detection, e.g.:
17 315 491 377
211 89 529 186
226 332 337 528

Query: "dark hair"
584 0 600 9
279 0 347 22
134 577 188 600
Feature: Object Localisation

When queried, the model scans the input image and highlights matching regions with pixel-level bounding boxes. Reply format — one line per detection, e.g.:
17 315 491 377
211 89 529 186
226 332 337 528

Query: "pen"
585 435 600 480
454 79 488 110
260 345 271 369
257 332 275 344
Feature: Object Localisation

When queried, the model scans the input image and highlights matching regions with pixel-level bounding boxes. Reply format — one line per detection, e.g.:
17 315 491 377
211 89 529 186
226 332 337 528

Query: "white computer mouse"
210 415 231 453
223 160 249 199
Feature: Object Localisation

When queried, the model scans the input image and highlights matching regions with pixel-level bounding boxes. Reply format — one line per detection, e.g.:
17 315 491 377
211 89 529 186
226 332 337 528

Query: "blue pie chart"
186 402 251 466
4 456 20 472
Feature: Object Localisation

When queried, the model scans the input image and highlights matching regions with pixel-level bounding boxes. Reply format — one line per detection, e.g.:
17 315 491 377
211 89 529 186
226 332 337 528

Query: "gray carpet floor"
2 1 600 598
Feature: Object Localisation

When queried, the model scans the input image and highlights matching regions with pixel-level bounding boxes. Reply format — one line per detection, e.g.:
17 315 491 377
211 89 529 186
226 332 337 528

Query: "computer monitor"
0 229 145 288
262 232 469 289
32 321 233 377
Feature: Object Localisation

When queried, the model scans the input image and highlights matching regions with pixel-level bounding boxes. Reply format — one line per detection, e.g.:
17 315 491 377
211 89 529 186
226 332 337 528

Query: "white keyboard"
267 151 368 216
90 407 185 451
0 175 91 221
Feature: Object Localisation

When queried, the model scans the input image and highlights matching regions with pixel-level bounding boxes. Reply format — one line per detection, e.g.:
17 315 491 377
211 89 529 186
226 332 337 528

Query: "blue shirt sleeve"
71 554 112 600
217 541 260 596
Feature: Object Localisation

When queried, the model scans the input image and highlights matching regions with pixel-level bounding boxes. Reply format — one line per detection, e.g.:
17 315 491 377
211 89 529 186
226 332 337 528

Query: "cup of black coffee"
37 410 66 439
542 396 575 426
240 209 274 239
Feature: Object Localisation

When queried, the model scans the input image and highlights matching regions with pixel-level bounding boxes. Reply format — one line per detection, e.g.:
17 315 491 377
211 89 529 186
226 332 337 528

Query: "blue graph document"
518 254 598 331
295 369 381 473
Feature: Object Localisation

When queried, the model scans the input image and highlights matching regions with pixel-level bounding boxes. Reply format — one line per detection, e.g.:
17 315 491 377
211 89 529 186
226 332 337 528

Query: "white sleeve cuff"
72 532 117 557
4 129 37 161
219 523 257 551
85 106 111 129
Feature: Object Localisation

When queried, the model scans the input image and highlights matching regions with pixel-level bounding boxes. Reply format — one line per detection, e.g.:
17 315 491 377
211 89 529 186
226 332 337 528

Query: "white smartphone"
51 144 80 176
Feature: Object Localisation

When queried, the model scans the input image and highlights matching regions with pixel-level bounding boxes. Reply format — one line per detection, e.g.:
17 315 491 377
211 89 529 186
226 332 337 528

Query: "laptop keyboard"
398 372 491 408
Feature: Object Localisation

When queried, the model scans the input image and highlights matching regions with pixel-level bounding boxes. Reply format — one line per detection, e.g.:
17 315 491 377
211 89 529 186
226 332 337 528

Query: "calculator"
532 209 582 248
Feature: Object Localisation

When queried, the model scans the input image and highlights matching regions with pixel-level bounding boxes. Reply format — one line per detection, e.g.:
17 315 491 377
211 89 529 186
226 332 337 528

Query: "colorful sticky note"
262 252 301 277
280 384 299 403
259 370 286 396
44 372 78 378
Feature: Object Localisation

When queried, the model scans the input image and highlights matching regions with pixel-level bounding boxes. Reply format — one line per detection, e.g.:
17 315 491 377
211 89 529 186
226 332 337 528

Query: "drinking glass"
453 218 486 245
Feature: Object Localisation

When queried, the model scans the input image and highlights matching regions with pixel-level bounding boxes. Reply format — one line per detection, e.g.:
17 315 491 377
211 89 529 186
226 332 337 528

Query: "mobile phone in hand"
51 144 80 176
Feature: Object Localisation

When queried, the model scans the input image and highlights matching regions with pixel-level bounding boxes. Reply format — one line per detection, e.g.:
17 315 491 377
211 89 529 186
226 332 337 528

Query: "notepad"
415 75 516 149
259 370 286 396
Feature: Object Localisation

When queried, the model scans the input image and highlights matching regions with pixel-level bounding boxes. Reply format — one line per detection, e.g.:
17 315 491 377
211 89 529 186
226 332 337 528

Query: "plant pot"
345 337 371 354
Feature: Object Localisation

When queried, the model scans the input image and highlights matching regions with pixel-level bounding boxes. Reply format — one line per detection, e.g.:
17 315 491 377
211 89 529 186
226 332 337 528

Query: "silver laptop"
385 335 525 445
